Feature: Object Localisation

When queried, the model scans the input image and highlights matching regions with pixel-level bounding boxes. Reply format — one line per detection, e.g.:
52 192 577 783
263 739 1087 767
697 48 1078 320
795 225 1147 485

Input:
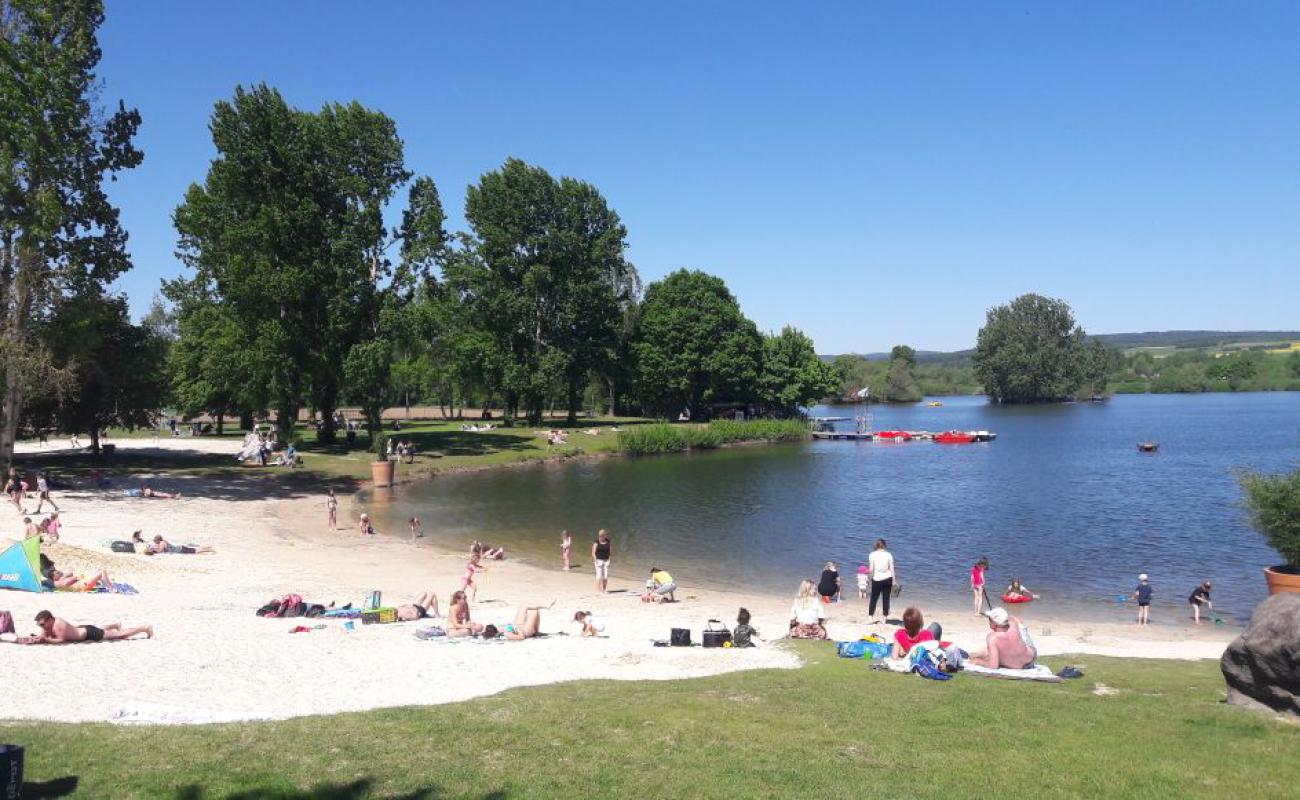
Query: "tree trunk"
90 426 101 456
0 381 21 470
215 406 225 436
239 409 254 431
566 377 581 424
276 402 298 442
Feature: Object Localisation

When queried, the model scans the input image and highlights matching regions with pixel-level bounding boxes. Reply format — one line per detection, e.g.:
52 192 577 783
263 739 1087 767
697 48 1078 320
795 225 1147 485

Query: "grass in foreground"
4 647 1298 799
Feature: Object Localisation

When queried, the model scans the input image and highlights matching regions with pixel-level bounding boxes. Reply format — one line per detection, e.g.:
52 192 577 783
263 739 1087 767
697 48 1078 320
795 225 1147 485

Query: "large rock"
1221 593 1300 715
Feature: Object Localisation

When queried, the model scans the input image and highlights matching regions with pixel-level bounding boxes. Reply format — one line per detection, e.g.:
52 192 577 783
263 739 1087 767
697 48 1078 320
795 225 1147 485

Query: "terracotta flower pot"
371 459 395 488
1263 566 1300 595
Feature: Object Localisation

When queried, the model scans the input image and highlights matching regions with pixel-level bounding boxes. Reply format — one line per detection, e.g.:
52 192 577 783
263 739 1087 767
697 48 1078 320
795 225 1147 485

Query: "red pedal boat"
874 430 911 441
934 430 976 444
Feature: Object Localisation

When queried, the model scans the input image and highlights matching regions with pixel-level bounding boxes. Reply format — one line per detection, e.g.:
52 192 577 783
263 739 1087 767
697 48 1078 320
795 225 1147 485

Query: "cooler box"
361 607 397 625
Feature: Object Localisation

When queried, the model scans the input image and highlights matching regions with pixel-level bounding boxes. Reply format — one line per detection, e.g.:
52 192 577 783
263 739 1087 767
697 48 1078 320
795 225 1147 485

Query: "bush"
371 431 389 458
1239 467 1300 569
617 419 809 455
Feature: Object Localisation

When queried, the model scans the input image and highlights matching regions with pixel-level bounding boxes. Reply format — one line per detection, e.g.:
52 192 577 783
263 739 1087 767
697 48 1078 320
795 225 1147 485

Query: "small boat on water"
874 430 911 442
927 401 943 407
1138 441 1159 453
972 430 996 442
935 430 976 444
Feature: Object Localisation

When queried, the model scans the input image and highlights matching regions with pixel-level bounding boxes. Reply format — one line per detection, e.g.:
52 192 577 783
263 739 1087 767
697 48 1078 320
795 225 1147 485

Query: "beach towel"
322 608 362 619
961 663 1063 683
109 702 274 725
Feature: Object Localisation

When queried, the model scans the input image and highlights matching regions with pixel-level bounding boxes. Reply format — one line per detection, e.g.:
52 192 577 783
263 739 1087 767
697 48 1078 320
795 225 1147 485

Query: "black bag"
1 744 23 800
702 620 732 648
110 541 135 553
670 627 691 646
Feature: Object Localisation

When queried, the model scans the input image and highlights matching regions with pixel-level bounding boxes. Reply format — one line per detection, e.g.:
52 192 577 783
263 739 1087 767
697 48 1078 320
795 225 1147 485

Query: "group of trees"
167 95 836 436
974 294 1112 403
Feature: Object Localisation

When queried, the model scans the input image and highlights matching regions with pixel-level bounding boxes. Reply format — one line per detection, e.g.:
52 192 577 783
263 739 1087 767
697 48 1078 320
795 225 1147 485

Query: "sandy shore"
0 438 1238 724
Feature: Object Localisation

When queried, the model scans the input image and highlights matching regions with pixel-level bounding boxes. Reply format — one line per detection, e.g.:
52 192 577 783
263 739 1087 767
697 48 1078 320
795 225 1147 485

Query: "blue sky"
98 1 1299 353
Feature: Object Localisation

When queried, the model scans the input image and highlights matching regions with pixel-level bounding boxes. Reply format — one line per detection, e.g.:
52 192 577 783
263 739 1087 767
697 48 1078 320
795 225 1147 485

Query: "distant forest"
825 330 1300 400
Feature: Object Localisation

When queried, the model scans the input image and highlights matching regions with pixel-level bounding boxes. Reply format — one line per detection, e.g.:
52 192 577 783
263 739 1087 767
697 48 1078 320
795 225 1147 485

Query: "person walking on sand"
867 538 896 624
5 468 22 512
592 529 612 593
971 556 989 615
1133 573 1153 625
561 530 572 571
34 471 57 513
326 489 338 529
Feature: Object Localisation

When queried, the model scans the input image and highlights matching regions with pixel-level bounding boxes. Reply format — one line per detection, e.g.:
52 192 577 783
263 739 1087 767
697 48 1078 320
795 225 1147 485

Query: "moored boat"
934 430 976 444
874 430 911 441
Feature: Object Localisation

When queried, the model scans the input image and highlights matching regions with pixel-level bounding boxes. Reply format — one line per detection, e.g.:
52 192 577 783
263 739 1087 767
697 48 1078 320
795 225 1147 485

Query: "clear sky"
97 1 1299 353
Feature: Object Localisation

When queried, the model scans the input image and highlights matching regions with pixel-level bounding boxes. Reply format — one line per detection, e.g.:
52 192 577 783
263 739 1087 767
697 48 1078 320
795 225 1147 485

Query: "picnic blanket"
961 663 1063 683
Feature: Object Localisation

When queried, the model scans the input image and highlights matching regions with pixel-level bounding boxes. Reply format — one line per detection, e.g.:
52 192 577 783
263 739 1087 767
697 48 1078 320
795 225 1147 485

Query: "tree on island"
0 0 143 466
883 345 923 403
633 270 763 419
973 293 1091 403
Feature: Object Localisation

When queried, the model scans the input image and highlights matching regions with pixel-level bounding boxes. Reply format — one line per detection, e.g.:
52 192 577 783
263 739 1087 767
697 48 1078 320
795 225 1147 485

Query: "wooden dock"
811 430 875 440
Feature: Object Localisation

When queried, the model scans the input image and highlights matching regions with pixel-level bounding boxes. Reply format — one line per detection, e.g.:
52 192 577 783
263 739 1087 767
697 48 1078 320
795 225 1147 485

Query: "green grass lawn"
4 647 1297 799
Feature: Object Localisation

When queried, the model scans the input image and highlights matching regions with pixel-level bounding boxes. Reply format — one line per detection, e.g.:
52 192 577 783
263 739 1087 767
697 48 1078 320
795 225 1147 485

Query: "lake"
369 392 1299 623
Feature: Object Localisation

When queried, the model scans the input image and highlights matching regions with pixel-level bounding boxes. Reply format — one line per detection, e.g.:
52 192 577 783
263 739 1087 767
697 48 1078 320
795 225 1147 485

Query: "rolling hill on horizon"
827 330 1300 363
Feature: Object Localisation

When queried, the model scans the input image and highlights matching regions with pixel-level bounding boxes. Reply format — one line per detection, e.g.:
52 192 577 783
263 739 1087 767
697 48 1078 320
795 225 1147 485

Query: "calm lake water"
370 393 1298 623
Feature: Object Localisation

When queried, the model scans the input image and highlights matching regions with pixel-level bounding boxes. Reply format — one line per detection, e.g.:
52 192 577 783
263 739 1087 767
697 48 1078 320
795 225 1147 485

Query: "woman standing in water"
868 538 896 623
592 529 612 592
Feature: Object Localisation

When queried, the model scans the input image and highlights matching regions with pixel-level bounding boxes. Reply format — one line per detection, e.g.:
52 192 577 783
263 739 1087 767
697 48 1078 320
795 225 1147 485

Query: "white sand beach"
0 438 1237 724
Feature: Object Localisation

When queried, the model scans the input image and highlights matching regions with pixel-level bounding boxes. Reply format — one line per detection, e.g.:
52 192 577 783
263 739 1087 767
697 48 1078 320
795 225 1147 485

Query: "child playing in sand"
1133 573 1153 625
561 530 572 571
358 513 375 537
856 564 870 599
573 610 605 636
971 556 989 614
462 553 485 601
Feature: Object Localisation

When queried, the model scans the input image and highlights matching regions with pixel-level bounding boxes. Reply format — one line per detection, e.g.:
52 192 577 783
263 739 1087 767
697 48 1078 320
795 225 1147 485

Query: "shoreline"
1 438 1240 725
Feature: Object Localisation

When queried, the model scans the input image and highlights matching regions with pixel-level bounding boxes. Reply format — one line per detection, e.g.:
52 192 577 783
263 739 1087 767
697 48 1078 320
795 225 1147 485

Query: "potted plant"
1239 467 1300 594
370 431 394 487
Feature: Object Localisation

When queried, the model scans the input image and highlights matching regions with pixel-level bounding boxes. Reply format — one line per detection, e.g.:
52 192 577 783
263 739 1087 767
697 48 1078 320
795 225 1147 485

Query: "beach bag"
891 582 903 599
110 541 134 553
364 590 382 610
670 627 691 647
1 744 23 800
702 620 732 648
912 648 952 681
0 610 13 635
837 640 871 659
255 600 280 617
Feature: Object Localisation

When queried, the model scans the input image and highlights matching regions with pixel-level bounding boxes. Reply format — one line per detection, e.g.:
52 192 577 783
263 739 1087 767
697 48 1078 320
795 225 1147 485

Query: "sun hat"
1138 573 1148 581
857 564 869 574
984 607 1009 626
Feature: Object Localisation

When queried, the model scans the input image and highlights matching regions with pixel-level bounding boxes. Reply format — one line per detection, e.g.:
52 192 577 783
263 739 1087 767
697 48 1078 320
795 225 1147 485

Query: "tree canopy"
974 294 1090 403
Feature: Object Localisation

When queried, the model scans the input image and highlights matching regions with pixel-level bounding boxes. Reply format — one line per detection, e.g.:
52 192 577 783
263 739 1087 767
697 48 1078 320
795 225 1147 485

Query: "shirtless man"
967 607 1036 669
46 568 117 592
395 591 441 622
445 590 483 637
31 610 152 643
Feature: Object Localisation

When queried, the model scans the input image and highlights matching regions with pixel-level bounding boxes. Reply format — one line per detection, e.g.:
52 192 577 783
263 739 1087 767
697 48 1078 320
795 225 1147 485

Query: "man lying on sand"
28 610 152 643
395 591 441 621
122 484 181 499
148 535 215 555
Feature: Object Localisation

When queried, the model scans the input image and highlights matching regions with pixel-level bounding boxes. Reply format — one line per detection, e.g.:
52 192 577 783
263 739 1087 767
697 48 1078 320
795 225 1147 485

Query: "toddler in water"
856 564 870 599
1132 573 1153 625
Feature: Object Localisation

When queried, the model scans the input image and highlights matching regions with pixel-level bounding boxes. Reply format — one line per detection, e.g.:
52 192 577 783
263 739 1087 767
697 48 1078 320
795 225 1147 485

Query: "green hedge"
617 419 809 455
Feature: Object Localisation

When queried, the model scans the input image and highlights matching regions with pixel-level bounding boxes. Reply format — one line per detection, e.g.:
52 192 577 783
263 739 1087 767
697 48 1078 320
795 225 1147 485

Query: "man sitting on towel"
967 607 1036 669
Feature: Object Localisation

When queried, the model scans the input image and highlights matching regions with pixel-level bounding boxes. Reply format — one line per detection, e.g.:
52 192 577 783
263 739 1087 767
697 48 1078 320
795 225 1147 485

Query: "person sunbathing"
149 535 215 555
124 485 181 499
30 610 151 643
445 590 483 637
46 568 117 593
967 607 1037 669
480 603 550 640
395 591 441 622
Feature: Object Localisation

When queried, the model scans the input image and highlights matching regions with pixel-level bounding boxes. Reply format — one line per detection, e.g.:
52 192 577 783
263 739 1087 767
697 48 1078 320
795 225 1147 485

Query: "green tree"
460 158 636 424
973 294 1088 403
633 269 763 419
0 0 143 465
883 344 922 402
26 292 167 453
758 326 839 416
173 85 407 441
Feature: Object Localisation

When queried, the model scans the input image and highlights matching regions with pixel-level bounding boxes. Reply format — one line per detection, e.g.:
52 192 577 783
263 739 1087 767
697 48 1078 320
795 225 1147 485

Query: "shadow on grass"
22 775 79 798
13 450 359 503
173 779 507 799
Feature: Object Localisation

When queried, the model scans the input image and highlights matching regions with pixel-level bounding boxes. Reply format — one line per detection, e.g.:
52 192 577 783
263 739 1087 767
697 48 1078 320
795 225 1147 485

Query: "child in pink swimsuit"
971 557 989 615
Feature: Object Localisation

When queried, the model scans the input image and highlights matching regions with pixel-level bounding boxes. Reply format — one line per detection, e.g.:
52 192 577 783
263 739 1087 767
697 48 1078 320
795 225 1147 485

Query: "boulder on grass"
1221 593 1300 715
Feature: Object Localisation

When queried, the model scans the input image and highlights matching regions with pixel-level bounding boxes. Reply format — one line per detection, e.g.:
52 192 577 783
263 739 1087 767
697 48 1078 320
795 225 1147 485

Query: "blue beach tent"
0 536 43 592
